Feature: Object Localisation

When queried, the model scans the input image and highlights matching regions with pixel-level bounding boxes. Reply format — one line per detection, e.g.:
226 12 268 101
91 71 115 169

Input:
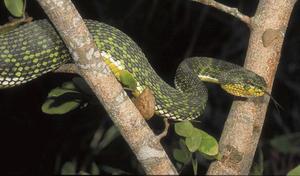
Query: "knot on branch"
222 145 243 165
132 88 156 120
262 29 284 47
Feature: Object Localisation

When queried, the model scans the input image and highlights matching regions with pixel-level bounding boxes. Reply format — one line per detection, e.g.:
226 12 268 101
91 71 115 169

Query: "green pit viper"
0 19 267 120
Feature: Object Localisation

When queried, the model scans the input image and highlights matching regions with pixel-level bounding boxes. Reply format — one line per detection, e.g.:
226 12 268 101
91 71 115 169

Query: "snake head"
220 69 267 97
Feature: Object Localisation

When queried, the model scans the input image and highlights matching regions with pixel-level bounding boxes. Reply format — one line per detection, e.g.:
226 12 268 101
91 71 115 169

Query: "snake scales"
0 19 266 120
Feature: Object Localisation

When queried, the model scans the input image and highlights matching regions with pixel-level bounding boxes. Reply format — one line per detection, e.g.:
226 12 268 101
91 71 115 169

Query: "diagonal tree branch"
207 0 297 174
36 0 178 174
192 0 251 25
55 63 78 74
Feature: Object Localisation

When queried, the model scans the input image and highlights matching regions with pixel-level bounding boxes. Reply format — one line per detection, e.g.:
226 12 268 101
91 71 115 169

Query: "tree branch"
192 0 251 26
157 118 170 140
55 63 78 74
36 0 177 174
207 0 297 174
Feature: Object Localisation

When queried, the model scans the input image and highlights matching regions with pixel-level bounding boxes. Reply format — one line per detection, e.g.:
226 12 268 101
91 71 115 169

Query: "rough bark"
36 0 178 174
207 0 297 174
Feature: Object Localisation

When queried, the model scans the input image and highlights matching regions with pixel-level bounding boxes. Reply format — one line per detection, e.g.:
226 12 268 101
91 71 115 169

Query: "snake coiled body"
0 20 266 120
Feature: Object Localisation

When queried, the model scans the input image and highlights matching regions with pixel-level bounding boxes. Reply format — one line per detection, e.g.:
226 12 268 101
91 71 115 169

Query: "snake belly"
0 19 265 120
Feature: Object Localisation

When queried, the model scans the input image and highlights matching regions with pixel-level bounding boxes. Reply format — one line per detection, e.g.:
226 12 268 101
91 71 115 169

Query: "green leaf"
100 165 130 175
270 133 300 154
0 25 19 34
174 121 194 137
47 87 79 98
288 165 300 176
250 146 264 175
191 155 198 175
4 0 24 17
179 138 188 151
215 153 222 160
195 129 219 156
98 126 120 151
185 132 202 152
90 162 100 175
61 161 76 175
42 81 84 115
119 70 137 90
78 171 89 175
173 148 191 164
62 81 77 90
41 99 80 115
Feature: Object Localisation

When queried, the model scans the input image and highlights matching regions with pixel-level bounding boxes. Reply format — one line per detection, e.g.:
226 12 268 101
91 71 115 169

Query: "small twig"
55 63 79 74
2 0 31 29
192 0 251 26
157 118 170 140
0 16 32 32
22 0 27 18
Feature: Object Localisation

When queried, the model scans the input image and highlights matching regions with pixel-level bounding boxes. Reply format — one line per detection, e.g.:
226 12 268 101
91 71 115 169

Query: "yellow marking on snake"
0 19 267 120
198 75 219 84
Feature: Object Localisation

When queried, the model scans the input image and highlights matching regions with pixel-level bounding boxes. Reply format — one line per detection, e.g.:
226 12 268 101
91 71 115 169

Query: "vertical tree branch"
207 0 296 174
36 0 178 174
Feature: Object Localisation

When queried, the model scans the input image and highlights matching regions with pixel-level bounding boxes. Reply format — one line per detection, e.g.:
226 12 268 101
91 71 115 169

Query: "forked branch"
207 0 296 174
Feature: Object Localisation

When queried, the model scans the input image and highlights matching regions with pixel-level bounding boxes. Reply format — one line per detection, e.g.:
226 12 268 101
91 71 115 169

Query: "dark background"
0 0 299 175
